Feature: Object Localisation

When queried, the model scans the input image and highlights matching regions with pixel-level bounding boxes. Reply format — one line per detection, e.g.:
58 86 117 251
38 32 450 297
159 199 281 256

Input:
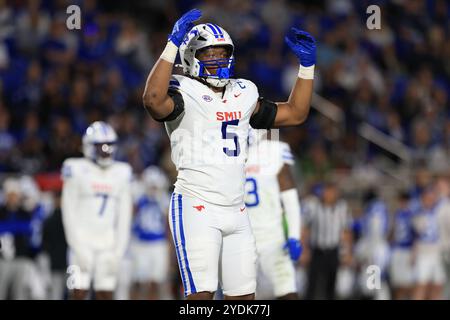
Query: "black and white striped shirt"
303 196 352 250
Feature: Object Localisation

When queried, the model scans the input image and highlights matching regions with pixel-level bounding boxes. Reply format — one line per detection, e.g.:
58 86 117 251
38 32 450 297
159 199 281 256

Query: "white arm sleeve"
114 170 133 258
281 188 301 240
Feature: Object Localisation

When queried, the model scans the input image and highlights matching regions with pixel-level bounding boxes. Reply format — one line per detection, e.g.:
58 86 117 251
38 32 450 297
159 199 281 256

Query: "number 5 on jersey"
221 120 240 157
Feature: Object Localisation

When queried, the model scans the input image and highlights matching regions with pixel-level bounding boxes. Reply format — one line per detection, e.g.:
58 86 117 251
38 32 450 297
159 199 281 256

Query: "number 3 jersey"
245 139 295 246
165 75 259 206
61 158 133 251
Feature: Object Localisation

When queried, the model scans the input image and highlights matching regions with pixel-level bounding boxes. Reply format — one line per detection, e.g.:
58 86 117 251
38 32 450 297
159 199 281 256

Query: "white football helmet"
82 121 118 167
142 166 169 191
179 23 235 88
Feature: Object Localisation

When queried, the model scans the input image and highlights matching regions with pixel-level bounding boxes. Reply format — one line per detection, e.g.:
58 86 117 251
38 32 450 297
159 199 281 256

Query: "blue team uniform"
132 196 166 242
129 194 170 284
389 207 415 287
392 209 414 248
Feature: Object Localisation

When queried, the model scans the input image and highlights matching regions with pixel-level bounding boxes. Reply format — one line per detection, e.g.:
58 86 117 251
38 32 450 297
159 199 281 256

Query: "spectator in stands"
0 106 17 172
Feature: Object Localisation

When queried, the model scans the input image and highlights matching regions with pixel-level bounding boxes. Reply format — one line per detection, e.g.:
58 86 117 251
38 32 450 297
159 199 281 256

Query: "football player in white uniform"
142 9 315 300
245 129 302 299
61 121 133 300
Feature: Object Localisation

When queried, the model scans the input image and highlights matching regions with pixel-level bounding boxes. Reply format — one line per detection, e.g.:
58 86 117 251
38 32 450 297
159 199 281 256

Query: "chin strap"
192 75 223 89
205 78 228 88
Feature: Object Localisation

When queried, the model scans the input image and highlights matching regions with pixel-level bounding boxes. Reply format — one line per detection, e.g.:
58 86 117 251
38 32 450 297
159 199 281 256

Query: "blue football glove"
168 8 202 47
284 238 303 262
285 28 316 67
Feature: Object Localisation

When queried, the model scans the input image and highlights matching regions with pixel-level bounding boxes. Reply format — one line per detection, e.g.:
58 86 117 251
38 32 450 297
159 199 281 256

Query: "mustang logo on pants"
193 205 205 212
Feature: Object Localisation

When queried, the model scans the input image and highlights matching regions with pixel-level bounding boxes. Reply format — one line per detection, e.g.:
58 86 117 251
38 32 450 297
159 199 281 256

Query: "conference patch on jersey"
202 95 212 102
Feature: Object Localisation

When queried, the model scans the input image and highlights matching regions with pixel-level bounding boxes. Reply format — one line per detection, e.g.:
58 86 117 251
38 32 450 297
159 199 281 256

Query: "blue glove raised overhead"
285 28 316 67
168 8 202 47
284 238 303 262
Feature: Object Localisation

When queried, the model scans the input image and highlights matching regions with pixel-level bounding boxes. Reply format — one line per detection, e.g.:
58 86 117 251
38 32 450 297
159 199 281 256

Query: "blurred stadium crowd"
0 0 449 299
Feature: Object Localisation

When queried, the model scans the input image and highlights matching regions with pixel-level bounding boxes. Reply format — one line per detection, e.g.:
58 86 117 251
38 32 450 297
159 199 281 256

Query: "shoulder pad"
61 158 85 180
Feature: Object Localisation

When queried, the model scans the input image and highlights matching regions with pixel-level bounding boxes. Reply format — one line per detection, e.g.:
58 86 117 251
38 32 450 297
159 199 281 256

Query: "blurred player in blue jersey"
354 189 391 300
389 191 415 300
142 8 315 299
61 121 133 300
244 129 301 299
412 185 446 300
129 166 171 300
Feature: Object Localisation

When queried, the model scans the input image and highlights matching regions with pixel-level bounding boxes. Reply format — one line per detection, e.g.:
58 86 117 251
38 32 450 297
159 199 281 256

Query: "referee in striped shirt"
302 182 353 300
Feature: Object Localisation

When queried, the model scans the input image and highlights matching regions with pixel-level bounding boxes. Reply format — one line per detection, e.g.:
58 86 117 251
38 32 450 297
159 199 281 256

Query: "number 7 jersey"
165 75 259 206
61 158 132 250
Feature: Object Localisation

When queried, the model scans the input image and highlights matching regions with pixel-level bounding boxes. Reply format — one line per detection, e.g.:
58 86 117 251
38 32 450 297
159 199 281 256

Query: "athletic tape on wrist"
160 41 178 63
298 65 315 80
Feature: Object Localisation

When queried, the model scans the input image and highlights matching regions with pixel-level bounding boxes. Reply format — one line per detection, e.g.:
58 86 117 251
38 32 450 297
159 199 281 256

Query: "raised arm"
250 29 316 129
142 9 201 120
274 29 315 126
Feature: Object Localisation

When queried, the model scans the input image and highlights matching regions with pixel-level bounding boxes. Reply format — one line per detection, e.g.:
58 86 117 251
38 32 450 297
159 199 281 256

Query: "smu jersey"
61 158 132 250
245 139 294 245
132 195 167 242
165 75 259 206
392 209 414 248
